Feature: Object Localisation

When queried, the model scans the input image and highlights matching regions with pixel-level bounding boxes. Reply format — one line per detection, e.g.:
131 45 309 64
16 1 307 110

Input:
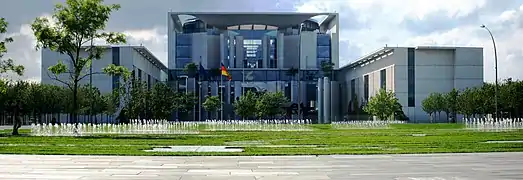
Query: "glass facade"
176 34 192 68
408 48 415 107
317 34 331 68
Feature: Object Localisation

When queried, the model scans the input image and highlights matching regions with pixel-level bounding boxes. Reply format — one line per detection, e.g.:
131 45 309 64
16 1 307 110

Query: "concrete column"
330 81 339 123
219 33 226 67
317 78 324 124
323 77 331 124
225 80 232 119
235 36 244 68
277 32 284 68
262 36 268 68
234 81 242 100
228 36 235 68
290 80 298 103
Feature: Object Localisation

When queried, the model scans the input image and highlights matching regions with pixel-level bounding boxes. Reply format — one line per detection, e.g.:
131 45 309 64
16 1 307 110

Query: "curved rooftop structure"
169 12 338 32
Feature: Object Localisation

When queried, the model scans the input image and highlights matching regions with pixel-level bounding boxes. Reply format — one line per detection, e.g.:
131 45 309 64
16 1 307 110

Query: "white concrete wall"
340 47 484 122
41 48 114 94
300 31 317 69
42 46 167 94
283 35 299 68
192 33 207 67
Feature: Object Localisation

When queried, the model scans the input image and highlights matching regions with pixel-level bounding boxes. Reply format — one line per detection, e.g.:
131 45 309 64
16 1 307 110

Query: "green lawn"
0 124 522 156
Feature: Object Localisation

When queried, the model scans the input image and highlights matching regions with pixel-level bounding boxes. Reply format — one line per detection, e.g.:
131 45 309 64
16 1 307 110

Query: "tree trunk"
11 113 22 136
72 81 79 125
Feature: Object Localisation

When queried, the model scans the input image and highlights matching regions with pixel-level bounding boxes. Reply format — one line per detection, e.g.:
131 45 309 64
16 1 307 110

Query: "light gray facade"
168 12 339 121
337 46 484 122
41 46 168 94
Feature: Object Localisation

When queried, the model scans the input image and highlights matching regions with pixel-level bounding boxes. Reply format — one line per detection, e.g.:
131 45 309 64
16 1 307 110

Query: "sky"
1 0 522 82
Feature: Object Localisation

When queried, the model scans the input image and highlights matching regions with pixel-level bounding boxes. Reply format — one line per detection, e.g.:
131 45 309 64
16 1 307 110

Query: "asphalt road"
0 152 522 180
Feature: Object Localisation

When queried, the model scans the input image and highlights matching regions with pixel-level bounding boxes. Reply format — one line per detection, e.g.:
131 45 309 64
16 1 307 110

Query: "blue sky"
1 0 522 82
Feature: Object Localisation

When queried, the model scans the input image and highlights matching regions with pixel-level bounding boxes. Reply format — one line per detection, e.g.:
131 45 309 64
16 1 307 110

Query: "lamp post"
480 24 498 122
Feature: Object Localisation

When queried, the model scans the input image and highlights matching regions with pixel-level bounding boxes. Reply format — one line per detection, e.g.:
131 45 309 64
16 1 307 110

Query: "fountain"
30 119 200 136
203 119 313 131
463 118 523 132
331 120 406 129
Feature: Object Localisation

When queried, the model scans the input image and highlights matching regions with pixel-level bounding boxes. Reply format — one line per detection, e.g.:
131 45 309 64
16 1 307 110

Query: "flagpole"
220 67 224 121
198 56 202 122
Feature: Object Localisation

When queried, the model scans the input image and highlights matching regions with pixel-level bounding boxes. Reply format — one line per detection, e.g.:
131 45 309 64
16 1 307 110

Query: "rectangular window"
111 47 120 91
363 75 369 101
380 69 387 90
350 79 356 99
408 48 415 107
138 68 142 81
147 74 151 90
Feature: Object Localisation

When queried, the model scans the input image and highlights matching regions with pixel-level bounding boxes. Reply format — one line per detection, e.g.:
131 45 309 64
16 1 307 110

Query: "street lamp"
480 24 498 122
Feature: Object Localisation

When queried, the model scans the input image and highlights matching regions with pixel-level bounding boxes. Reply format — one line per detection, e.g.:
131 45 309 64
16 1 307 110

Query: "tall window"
363 75 369 101
317 34 331 68
243 39 262 68
111 47 120 91
176 34 192 68
269 38 277 68
350 79 356 99
380 69 387 90
407 48 415 107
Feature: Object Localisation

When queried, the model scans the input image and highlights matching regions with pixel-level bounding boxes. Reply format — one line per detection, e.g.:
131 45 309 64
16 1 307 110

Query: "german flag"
220 63 232 81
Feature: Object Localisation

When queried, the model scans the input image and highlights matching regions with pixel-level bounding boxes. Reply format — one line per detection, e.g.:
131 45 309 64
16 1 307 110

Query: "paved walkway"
0 152 522 180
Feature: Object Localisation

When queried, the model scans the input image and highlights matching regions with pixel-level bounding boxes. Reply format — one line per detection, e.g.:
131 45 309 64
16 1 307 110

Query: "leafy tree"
177 92 197 113
422 93 444 122
31 0 126 124
0 17 24 76
184 63 197 78
443 88 459 123
203 95 221 119
4 81 31 135
234 91 257 119
363 89 399 121
150 83 177 120
320 61 334 78
256 91 288 118
457 88 476 118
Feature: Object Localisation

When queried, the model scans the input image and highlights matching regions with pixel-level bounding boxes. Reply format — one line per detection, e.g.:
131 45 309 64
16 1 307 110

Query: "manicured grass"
0 124 522 156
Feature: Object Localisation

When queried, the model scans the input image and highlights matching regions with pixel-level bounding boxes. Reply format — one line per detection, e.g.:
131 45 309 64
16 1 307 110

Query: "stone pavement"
0 152 522 180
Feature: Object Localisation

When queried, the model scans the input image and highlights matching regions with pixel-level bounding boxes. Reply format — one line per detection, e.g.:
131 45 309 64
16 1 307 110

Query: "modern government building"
41 12 484 123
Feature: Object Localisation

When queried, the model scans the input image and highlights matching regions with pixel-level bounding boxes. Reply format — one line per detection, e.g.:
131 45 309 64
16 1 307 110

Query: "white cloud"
123 27 168 65
295 0 523 82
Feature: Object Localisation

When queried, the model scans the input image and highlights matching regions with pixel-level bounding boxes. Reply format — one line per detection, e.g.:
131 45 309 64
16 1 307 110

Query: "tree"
0 17 24 76
31 0 126 125
363 89 399 121
256 91 289 118
150 83 177 120
422 93 436 122
234 91 257 119
320 61 334 78
286 67 298 80
184 63 197 78
203 95 221 119
457 88 476 118
4 81 31 135
443 88 459 123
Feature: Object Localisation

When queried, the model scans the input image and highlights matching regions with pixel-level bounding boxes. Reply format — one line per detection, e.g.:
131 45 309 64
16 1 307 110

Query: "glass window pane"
176 46 191 58
317 35 331 46
176 34 192 45
317 46 331 58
